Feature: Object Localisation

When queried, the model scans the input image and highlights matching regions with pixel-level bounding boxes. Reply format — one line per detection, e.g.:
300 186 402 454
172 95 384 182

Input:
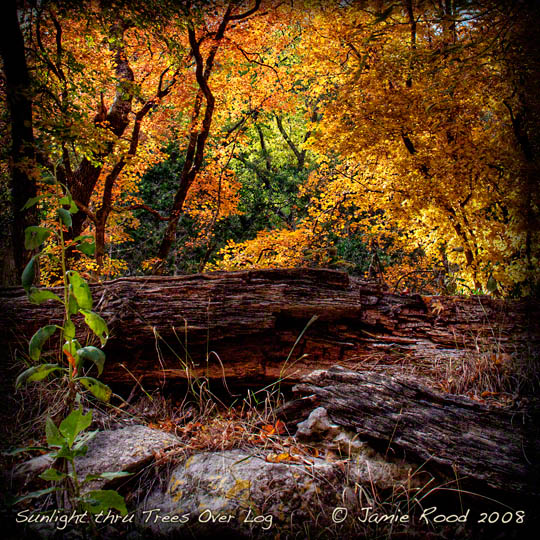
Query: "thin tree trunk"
0 0 37 284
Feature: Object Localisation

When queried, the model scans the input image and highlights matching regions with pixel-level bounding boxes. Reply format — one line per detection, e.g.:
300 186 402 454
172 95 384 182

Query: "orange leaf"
64 349 78 376
266 452 299 463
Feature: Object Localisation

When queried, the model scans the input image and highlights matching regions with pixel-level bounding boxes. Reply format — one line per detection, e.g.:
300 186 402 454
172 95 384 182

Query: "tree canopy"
1 0 538 296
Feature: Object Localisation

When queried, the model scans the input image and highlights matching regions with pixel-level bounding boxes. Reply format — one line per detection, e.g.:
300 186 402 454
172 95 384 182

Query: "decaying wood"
279 365 540 497
0 268 538 388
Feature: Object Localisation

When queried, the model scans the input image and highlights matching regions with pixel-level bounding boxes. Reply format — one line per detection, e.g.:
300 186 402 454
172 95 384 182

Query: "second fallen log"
279 365 540 498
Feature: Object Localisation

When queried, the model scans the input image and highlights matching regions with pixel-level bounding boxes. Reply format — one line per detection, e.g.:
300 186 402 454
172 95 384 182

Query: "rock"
296 406 423 490
12 453 54 488
75 425 180 491
138 447 418 538
296 406 370 456
11 425 181 495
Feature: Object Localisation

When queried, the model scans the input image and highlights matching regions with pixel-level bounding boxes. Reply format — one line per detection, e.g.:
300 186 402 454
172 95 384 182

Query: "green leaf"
79 310 108 346
77 346 106 376
68 271 92 310
27 288 63 305
28 325 57 361
77 240 95 256
57 208 72 227
55 446 76 459
58 193 79 213
83 490 128 516
21 196 41 210
64 319 76 340
39 468 66 482
68 287 79 316
9 487 58 505
22 256 37 291
41 173 57 185
45 417 65 447
59 408 92 448
72 446 89 458
3 446 50 456
83 471 132 483
73 235 94 243
78 377 112 402
73 429 98 451
63 339 82 357
25 226 51 250
16 364 64 389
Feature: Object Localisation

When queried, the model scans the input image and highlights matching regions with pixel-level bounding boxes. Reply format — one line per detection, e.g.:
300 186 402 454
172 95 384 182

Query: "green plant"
16 181 111 407
11 182 130 527
11 408 130 516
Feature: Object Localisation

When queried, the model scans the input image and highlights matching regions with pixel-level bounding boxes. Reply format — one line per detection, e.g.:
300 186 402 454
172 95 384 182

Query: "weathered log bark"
0 269 538 388
279 366 540 498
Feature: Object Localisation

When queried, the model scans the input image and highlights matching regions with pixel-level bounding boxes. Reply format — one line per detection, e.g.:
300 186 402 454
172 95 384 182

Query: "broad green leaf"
83 490 128 516
45 417 65 447
73 234 95 255
72 446 89 458
3 446 50 456
64 319 76 340
55 446 76 460
16 364 64 389
63 339 82 357
22 256 37 291
28 288 62 305
21 196 41 210
68 271 92 310
73 235 94 243
41 174 57 185
9 487 58 505
68 287 79 316
69 200 79 214
79 310 108 346
59 408 92 448
83 471 132 483
77 346 105 376
57 208 72 227
78 240 95 256
24 226 51 250
73 429 98 451
28 325 57 361
39 468 66 482
78 377 112 402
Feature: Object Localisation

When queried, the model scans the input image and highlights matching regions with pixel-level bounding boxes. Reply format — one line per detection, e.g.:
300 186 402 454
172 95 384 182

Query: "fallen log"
1 268 538 388
278 365 540 498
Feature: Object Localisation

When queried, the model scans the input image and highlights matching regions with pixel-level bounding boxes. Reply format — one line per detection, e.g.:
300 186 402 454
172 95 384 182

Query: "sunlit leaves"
79 309 109 346
78 377 112 402
68 271 92 310
16 364 64 388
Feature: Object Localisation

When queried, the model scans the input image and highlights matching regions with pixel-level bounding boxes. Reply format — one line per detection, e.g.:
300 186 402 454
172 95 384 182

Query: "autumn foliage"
1 0 538 296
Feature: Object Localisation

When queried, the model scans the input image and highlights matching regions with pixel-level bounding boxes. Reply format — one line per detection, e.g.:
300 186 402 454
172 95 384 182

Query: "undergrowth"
5 281 536 539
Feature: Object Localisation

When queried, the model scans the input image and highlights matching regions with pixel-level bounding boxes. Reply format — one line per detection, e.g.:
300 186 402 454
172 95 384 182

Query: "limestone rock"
12 453 54 488
138 445 418 538
11 425 180 495
75 425 180 491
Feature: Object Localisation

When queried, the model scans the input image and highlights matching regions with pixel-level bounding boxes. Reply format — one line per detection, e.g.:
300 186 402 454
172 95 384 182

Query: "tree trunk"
1 269 538 389
0 0 37 284
278 365 540 497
